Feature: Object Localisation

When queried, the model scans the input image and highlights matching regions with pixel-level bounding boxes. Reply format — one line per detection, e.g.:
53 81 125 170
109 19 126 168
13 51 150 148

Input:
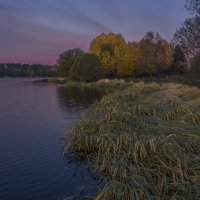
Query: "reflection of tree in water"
57 86 105 113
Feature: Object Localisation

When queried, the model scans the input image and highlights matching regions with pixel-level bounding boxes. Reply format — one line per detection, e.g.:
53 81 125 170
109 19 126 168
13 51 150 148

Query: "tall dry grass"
64 82 200 199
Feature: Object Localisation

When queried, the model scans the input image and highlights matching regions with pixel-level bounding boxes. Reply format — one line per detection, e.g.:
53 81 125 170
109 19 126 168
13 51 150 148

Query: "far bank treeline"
57 32 188 82
0 63 57 77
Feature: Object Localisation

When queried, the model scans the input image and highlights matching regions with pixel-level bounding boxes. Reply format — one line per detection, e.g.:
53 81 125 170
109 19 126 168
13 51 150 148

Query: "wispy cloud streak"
0 0 189 64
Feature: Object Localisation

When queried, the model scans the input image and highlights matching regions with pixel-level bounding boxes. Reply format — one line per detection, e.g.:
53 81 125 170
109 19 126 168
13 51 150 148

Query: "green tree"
174 45 186 63
57 48 85 77
169 45 187 74
89 33 127 77
69 53 103 82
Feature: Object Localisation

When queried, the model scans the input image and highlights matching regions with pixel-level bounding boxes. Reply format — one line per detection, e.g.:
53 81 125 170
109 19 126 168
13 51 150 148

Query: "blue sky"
0 0 189 64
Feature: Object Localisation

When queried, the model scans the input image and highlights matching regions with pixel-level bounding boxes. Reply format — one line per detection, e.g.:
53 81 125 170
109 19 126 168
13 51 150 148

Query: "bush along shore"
64 80 200 199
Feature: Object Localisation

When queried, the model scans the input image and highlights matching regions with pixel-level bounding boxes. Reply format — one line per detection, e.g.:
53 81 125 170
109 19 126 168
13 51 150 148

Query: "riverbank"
64 80 200 199
49 78 134 92
50 75 200 89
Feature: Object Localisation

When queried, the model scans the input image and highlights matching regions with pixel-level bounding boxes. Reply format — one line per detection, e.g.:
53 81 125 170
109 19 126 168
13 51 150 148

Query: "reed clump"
64 82 200 199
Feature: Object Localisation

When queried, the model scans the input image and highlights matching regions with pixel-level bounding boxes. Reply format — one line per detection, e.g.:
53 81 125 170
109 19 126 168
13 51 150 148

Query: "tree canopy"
155 40 174 73
186 0 200 15
57 48 85 77
89 33 127 77
137 32 174 76
57 31 187 79
117 42 139 77
69 53 102 82
174 0 200 56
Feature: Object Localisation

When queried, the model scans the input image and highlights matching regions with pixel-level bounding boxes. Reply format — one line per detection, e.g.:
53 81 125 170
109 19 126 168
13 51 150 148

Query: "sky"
0 0 189 65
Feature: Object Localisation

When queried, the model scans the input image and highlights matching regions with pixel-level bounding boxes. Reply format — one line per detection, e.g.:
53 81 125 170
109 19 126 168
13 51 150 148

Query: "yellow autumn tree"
155 40 174 74
138 32 174 76
138 36 157 76
117 42 140 77
89 33 127 77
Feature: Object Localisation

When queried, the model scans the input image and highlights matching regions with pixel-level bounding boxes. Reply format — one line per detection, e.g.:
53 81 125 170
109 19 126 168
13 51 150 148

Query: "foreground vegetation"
64 80 200 199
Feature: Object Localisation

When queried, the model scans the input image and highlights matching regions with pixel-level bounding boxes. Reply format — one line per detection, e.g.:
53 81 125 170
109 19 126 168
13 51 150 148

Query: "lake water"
0 78 104 200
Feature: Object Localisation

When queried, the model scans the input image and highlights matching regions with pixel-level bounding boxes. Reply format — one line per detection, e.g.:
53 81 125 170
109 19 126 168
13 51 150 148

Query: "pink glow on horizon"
0 38 89 65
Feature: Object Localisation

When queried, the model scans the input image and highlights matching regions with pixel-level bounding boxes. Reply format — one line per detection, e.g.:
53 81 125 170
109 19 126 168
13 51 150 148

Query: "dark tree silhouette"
57 48 85 77
69 53 103 82
174 0 200 56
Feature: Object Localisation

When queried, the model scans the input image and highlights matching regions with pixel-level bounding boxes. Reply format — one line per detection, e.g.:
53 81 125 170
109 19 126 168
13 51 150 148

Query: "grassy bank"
64 81 200 199
50 78 134 92
50 75 200 89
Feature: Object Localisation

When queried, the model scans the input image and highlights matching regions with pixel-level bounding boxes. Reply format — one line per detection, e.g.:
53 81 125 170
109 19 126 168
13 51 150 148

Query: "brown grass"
64 81 200 199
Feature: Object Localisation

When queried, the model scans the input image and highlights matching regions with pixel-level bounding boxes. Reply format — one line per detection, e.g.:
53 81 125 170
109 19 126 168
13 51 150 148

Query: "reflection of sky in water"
0 78 104 200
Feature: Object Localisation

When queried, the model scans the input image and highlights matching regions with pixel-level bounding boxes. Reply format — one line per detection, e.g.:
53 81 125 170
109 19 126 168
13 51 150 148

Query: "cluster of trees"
0 63 57 77
57 49 102 82
57 0 200 81
90 32 187 77
57 32 186 81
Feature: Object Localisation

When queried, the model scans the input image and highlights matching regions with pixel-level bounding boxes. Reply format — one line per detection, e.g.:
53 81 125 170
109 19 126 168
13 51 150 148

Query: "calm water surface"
0 78 104 200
